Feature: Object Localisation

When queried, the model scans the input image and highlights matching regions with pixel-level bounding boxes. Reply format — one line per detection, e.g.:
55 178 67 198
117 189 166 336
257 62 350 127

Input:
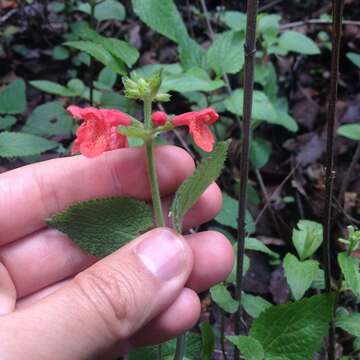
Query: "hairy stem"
235 1 259 359
322 0 344 359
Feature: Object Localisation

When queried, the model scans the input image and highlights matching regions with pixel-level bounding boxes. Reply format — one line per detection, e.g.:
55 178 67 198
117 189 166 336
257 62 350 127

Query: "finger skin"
1 184 222 298
0 146 195 245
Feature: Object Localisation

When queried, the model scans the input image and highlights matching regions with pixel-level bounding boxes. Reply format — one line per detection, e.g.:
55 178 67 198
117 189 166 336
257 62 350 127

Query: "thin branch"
258 0 283 12
234 1 259 359
322 0 344 359
280 18 358 30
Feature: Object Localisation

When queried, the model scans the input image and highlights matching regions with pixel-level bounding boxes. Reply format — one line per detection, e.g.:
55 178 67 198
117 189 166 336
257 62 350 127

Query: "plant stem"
322 0 344 359
234 1 259 359
174 334 186 360
89 2 96 106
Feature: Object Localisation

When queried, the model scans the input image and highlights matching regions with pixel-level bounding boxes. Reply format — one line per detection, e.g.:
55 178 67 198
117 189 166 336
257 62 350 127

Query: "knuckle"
73 263 142 339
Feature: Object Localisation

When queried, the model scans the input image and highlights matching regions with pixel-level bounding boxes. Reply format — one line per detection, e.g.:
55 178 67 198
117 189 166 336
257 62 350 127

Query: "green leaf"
245 237 279 258
336 312 360 337
200 321 215 360
171 140 230 232
30 80 78 97
226 248 250 283
78 0 125 22
132 0 188 45
224 89 277 123
250 294 336 360
210 284 238 314
215 193 255 234
242 293 272 318
219 11 247 32
207 31 245 76
292 220 323 261
101 38 139 68
0 132 59 157
67 78 85 95
258 14 281 45
52 45 70 60
47 197 153 257
337 124 360 141
0 115 17 130
0 79 26 114
22 101 73 137
283 253 319 300
278 31 320 55
95 67 117 90
338 252 360 300
250 138 271 169
346 52 360 69
227 336 264 360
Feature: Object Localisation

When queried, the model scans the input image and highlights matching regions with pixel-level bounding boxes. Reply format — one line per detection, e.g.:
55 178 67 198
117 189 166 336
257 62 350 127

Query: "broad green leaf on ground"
207 30 245 76
292 220 323 261
242 293 272 318
52 45 70 60
338 252 360 299
64 41 125 74
171 140 230 233
0 115 17 130
224 89 277 123
337 124 360 141
347 52 360 68
250 138 272 169
227 336 264 360
278 31 320 55
210 284 238 314
283 253 319 300
23 101 73 136
250 293 336 360
132 0 188 44
336 312 360 337
272 97 299 132
245 237 279 258
0 132 59 157
219 11 247 32
161 68 224 93
200 321 215 360
215 193 255 234
30 80 79 97
0 79 26 114
78 0 125 22
128 332 202 360
47 198 153 257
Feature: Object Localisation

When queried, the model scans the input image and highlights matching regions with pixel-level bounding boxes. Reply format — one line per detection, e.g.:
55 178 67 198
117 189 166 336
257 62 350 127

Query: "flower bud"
152 111 168 127
155 93 171 102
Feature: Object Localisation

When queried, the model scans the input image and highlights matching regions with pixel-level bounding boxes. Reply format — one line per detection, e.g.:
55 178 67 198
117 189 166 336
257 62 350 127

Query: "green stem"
174 334 186 360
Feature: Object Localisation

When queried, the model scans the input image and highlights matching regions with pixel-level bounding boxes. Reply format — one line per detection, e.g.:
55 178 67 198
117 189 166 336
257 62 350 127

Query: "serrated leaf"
30 80 78 97
250 293 336 360
171 140 230 233
22 101 73 137
338 252 360 300
207 30 245 76
101 38 139 68
283 253 319 300
200 321 215 360
292 220 323 261
347 52 360 69
47 197 153 257
227 336 264 360
0 79 26 114
0 132 59 157
242 293 272 318
210 284 238 314
78 0 125 22
215 193 255 234
224 89 278 123
337 124 360 141
278 31 320 55
219 11 247 32
0 115 17 130
336 312 360 337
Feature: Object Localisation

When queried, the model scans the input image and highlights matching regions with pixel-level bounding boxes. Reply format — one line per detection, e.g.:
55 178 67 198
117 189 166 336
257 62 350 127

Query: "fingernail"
135 229 186 281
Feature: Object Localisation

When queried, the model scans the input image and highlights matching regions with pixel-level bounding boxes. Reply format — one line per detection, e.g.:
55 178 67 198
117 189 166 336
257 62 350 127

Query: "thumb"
2 228 193 359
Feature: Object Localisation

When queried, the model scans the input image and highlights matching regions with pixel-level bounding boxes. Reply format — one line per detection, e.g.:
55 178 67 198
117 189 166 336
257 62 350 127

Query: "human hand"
0 146 233 359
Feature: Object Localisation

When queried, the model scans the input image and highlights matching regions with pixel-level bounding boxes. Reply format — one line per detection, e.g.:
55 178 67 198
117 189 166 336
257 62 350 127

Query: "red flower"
152 111 167 126
172 108 219 152
67 106 132 158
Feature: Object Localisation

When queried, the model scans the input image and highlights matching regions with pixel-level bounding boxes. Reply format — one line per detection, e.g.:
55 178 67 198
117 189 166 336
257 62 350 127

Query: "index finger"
0 146 195 245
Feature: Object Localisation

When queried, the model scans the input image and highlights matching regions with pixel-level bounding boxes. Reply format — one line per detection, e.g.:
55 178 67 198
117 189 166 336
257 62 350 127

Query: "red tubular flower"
151 111 167 127
172 108 219 152
67 106 132 158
